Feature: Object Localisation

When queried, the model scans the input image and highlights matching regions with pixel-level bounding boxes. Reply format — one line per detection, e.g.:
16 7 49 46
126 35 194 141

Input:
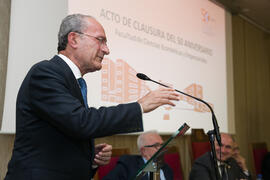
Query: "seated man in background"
189 133 251 180
103 130 173 180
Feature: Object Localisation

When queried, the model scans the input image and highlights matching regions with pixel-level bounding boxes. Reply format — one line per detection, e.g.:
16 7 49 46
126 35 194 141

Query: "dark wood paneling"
232 15 270 177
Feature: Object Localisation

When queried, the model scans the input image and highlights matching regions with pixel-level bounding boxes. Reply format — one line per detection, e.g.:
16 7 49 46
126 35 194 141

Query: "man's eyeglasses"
75 31 107 46
220 143 232 150
144 143 164 149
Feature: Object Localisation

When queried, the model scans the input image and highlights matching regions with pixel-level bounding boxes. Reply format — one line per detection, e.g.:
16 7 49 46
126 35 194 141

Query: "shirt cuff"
243 170 250 176
139 103 144 114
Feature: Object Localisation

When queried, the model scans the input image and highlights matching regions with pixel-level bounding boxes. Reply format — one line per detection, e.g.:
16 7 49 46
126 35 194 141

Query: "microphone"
136 73 151 81
136 73 222 146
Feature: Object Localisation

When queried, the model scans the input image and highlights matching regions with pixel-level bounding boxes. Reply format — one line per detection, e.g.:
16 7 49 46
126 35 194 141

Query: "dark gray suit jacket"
189 152 251 180
103 155 174 180
5 55 143 180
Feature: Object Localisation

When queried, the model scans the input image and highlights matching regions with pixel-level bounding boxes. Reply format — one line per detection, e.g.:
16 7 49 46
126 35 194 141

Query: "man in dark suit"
4 14 179 180
189 133 251 180
103 131 173 180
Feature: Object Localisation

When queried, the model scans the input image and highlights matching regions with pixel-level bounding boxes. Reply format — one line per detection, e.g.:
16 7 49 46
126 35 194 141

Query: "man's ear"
140 147 145 155
141 147 148 158
67 32 79 49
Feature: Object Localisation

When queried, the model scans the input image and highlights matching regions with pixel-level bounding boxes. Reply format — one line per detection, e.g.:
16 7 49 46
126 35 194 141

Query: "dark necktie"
78 77 88 107
220 164 228 180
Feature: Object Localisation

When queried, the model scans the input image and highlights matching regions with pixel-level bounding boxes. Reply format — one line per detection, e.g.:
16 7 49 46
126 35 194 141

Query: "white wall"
1 0 67 133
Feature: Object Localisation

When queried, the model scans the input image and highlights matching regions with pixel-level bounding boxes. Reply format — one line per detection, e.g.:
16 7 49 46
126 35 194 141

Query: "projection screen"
69 0 228 133
1 0 229 134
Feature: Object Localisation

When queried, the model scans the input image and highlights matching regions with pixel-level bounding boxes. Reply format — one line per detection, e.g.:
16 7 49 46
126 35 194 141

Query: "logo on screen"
201 8 215 36
201 8 210 23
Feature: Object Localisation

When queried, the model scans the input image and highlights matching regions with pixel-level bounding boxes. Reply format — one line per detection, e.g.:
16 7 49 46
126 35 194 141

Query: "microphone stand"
208 130 221 180
137 73 221 180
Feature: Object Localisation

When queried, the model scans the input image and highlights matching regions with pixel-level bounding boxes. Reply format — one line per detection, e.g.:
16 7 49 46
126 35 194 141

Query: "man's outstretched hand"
138 88 180 113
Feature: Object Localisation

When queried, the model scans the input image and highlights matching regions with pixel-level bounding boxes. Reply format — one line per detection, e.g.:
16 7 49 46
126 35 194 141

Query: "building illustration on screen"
101 58 213 120
180 84 213 113
101 58 149 103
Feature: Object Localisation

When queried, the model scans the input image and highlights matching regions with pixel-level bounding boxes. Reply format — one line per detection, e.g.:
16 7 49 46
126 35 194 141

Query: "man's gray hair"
137 130 159 151
57 14 94 52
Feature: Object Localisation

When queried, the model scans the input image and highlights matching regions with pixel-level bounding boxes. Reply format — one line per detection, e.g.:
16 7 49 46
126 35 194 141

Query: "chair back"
250 142 268 175
164 146 183 180
190 129 211 162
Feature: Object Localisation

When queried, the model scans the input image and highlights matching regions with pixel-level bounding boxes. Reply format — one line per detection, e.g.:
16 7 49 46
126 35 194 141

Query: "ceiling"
210 0 270 33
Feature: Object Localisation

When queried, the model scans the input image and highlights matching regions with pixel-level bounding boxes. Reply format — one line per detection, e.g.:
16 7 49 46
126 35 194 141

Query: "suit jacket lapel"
50 55 84 105
162 164 172 180
205 152 218 180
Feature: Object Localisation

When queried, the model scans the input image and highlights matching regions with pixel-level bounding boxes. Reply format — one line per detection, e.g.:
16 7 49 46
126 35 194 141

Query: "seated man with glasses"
103 130 173 180
189 133 251 180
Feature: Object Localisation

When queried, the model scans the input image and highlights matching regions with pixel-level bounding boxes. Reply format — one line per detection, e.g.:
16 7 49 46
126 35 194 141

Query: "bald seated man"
4 14 180 180
103 130 173 180
189 133 251 180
